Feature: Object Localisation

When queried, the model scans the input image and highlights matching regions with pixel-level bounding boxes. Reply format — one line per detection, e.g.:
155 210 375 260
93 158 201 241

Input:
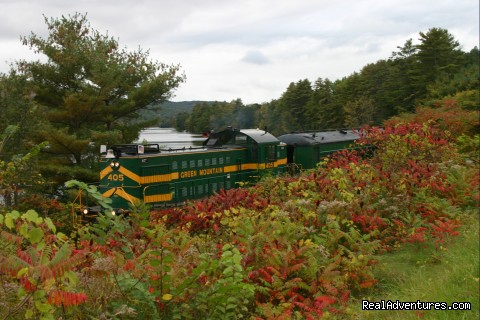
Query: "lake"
136 127 205 148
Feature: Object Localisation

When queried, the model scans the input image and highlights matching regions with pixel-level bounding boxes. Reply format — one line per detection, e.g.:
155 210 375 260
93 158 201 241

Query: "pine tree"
15 13 185 183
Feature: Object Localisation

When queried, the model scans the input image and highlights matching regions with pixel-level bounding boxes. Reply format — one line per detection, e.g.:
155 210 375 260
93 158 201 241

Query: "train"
80 127 359 216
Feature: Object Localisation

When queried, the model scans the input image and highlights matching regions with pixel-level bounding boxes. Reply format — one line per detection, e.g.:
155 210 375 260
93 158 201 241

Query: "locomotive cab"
203 127 287 171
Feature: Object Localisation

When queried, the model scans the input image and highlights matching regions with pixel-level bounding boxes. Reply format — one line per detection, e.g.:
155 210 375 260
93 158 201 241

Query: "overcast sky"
0 0 478 104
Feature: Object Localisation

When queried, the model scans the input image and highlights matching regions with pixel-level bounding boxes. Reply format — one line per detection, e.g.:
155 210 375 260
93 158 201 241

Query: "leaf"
29 227 44 244
162 254 174 264
5 215 15 230
45 218 56 233
149 258 161 267
64 180 89 190
64 270 79 286
162 293 173 301
23 210 39 223
10 211 20 219
34 300 52 313
25 309 34 319
17 267 29 278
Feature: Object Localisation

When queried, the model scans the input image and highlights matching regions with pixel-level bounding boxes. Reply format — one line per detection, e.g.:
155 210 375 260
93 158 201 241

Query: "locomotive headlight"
83 208 88 215
114 162 120 168
110 162 115 168
111 210 116 216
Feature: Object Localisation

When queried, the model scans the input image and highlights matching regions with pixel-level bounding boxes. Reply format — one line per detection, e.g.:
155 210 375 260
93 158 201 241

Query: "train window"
198 159 203 167
190 160 195 168
198 184 203 194
226 157 231 164
268 145 276 161
212 158 217 165
251 144 258 161
182 161 187 169
235 134 247 145
219 157 224 165
212 182 217 192
226 181 231 189
206 138 217 146
182 187 187 197
204 183 208 193
171 161 178 170
205 158 210 166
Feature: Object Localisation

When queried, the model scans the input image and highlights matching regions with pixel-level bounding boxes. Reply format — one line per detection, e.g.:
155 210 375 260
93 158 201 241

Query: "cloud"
241 50 269 65
0 0 477 104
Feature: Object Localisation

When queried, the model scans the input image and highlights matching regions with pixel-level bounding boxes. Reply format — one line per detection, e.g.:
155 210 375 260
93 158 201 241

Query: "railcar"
86 127 287 214
277 129 359 170
78 127 361 219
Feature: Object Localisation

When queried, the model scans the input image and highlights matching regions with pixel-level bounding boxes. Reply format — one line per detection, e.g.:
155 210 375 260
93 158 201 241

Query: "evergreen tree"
389 38 420 112
343 96 376 128
15 13 185 183
305 78 343 129
278 79 313 131
0 72 39 161
414 28 464 101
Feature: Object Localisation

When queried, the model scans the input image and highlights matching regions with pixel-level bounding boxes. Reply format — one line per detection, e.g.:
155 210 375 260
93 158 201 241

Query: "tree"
15 13 185 183
413 28 464 100
343 96 376 128
305 78 343 129
278 79 313 131
0 72 39 161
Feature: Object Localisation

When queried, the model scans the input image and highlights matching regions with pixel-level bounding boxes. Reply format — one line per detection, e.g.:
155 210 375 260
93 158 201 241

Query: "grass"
348 211 479 320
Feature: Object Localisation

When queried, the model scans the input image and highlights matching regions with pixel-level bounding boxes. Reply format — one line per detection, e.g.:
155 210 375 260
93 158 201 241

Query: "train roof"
239 129 279 144
204 127 280 147
277 130 359 146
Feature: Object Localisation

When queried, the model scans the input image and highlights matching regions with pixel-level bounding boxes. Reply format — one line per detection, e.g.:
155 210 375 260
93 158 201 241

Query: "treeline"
0 13 186 204
0 14 478 209
174 28 479 135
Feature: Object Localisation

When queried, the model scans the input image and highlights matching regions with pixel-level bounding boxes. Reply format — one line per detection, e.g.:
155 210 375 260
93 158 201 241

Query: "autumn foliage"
0 122 478 319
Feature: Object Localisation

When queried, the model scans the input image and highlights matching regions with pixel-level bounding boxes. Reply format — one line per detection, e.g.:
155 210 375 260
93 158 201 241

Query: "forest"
171 29 478 135
0 13 478 320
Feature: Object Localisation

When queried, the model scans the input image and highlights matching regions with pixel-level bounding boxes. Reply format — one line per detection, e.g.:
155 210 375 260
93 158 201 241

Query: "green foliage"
180 99 257 133
355 214 479 320
195 244 255 319
0 141 49 210
10 12 185 185
343 96 376 128
1 122 478 319
0 210 86 319
456 134 480 164
65 179 113 212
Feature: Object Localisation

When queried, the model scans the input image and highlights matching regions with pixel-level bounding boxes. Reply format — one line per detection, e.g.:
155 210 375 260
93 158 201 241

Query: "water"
136 127 205 148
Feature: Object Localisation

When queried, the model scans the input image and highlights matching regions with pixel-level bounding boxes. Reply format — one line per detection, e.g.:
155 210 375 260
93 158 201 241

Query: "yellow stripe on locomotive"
98 128 288 210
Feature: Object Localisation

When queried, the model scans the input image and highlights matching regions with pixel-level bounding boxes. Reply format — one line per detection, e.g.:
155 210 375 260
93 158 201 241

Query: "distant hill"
139 101 213 126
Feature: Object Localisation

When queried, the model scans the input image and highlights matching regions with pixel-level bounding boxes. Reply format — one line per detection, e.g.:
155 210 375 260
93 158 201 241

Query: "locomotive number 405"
107 174 124 181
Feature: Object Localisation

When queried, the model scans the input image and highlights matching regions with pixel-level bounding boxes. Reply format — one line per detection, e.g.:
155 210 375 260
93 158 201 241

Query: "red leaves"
314 295 336 309
123 259 135 271
48 290 88 307
20 276 36 292
151 187 269 233
429 219 460 244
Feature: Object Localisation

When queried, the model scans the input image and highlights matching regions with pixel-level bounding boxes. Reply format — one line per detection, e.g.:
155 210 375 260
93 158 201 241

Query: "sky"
0 0 478 104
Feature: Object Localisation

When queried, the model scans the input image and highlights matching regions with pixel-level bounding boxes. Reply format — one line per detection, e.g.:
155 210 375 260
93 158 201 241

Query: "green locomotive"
79 127 359 217
95 127 288 212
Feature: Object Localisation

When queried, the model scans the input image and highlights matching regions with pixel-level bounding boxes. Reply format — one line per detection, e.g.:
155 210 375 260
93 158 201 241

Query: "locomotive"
80 127 358 217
